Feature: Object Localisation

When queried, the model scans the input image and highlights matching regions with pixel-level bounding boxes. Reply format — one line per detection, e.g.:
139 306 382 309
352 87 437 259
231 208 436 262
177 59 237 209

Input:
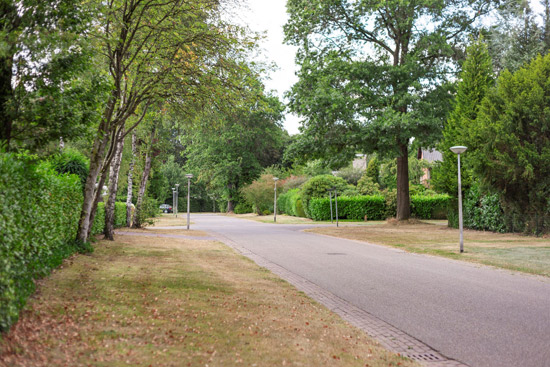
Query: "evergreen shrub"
234 202 253 214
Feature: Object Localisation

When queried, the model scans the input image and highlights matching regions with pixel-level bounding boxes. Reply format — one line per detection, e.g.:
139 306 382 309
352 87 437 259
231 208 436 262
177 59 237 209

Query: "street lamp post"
450 146 467 253
172 188 175 217
185 174 193 230
175 184 179 218
273 177 279 222
334 189 339 228
329 190 333 223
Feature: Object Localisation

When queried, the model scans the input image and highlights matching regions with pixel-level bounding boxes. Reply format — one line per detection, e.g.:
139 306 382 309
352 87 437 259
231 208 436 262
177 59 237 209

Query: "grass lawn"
232 213 384 226
0 225 417 367
307 221 550 277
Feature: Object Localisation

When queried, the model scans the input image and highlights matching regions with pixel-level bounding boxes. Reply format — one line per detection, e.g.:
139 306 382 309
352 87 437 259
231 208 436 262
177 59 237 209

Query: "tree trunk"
126 132 137 227
0 54 14 150
104 137 125 240
226 183 235 213
87 166 109 239
76 126 111 243
396 142 410 221
132 125 156 228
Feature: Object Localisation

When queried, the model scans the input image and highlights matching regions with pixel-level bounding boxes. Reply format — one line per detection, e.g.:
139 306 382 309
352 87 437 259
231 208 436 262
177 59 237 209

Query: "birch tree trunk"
132 125 156 228
126 132 137 227
104 137 125 240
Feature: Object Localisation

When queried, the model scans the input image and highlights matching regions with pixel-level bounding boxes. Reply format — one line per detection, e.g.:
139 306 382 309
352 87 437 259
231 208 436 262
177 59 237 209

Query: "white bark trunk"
126 132 137 227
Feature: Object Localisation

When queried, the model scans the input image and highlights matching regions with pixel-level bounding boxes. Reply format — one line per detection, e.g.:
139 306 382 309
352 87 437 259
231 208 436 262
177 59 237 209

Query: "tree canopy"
284 0 497 220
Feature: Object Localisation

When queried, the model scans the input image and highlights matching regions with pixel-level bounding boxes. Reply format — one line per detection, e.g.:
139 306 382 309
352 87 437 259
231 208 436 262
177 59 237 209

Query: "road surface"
190 214 550 367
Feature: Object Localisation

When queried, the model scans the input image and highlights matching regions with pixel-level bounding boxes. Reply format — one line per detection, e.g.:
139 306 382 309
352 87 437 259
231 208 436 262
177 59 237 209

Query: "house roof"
421 149 443 163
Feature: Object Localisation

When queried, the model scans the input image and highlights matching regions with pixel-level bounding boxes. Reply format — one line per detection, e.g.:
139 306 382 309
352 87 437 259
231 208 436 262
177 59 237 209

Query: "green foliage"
357 176 381 196
410 195 450 220
91 202 133 235
469 54 550 234
282 175 308 192
284 0 491 218
365 157 380 183
433 37 494 196
277 188 306 217
335 166 363 185
0 153 82 331
308 196 386 221
48 148 89 190
299 175 349 218
234 202 253 214
382 189 398 219
240 174 281 215
461 185 506 232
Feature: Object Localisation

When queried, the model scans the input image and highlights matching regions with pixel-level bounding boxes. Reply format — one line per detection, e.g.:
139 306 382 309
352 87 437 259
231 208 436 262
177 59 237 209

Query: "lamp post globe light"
273 177 279 222
185 174 193 230
450 146 467 253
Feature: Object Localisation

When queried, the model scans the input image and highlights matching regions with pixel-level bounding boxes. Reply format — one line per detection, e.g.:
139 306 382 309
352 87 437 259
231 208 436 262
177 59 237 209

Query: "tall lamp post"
450 146 467 253
273 177 279 222
175 184 179 218
185 174 193 230
172 188 175 217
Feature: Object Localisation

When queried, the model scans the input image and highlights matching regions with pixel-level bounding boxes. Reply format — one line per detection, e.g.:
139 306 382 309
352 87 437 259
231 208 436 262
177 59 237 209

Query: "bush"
300 175 349 218
234 202 253 214
241 174 280 214
357 176 381 195
283 175 308 192
410 194 449 219
382 188 397 218
308 196 386 221
0 153 83 331
277 188 307 217
48 148 89 190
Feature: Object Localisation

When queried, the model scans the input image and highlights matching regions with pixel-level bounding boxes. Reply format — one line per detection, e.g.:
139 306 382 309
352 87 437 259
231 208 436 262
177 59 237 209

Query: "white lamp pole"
175 184 179 218
185 174 193 230
450 146 467 253
273 177 279 222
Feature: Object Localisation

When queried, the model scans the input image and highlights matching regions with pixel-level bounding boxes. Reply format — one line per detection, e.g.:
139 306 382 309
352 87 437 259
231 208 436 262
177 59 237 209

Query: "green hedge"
308 194 449 221
410 194 449 220
0 154 83 331
91 201 130 235
309 196 386 221
277 189 306 217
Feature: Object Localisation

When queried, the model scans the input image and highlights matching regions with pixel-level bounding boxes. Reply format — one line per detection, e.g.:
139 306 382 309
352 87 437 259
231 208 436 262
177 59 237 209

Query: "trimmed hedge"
308 194 450 221
309 196 386 221
410 194 449 220
277 189 306 217
0 154 83 331
91 201 131 235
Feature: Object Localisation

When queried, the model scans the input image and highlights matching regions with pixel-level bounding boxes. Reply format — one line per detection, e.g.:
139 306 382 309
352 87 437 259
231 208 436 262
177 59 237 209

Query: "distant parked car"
159 204 173 213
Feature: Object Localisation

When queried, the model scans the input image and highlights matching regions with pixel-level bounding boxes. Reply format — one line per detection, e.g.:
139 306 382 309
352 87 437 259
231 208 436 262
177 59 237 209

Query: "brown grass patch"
1 227 417 367
308 222 550 277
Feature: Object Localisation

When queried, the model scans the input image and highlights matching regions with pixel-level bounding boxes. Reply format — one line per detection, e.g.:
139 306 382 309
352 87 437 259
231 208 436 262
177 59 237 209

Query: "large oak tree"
284 0 498 220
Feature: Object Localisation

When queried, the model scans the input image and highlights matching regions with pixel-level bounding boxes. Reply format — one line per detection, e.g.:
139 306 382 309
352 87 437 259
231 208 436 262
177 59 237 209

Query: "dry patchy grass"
308 222 550 277
232 213 383 226
1 226 417 367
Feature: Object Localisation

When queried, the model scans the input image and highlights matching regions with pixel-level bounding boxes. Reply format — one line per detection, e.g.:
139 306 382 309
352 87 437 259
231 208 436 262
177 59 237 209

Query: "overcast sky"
241 0 301 135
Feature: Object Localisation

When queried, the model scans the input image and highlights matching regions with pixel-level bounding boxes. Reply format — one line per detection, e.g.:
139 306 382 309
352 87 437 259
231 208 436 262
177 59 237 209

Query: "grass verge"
232 213 384 226
307 221 550 277
1 226 417 367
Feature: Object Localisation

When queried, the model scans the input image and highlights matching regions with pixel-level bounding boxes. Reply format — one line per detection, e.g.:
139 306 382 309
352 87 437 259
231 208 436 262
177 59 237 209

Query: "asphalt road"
192 214 550 367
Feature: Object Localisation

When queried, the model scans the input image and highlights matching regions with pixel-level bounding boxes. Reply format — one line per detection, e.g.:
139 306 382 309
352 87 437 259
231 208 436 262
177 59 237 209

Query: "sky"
240 0 301 135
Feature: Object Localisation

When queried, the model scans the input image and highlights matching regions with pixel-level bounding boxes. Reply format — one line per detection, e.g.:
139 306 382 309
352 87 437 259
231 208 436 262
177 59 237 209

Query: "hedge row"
0 154 83 331
309 196 386 221
277 189 306 217
307 194 450 221
90 201 128 235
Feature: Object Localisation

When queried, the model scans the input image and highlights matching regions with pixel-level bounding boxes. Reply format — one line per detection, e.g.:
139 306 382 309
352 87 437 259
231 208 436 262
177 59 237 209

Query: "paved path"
189 214 550 367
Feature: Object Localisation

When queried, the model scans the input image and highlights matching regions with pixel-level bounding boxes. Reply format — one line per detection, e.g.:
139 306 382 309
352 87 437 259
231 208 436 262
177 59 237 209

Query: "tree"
76 0 257 242
183 94 286 212
469 53 550 232
432 37 494 196
0 0 106 151
487 0 545 73
284 0 496 220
